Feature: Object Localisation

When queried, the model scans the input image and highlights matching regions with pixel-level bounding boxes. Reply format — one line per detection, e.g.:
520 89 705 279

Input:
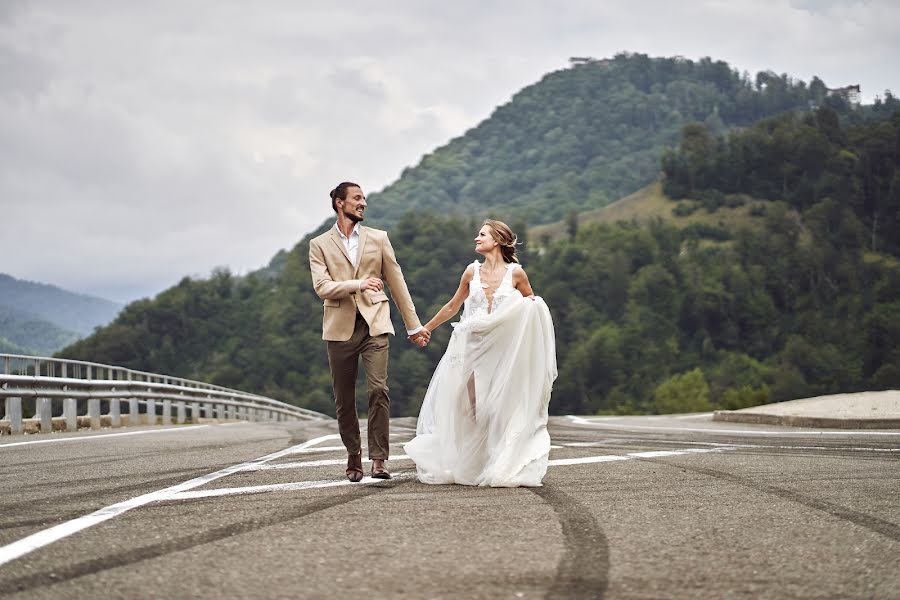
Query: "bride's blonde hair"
482 219 519 264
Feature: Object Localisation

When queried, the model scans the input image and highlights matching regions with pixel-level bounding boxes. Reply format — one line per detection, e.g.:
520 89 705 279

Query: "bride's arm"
423 265 474 333
513 267 535 298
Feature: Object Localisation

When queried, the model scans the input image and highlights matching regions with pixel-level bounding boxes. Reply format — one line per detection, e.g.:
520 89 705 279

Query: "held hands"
408 328 431 348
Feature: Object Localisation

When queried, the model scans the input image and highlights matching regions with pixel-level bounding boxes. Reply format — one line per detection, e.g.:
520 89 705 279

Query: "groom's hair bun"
330 181 360 212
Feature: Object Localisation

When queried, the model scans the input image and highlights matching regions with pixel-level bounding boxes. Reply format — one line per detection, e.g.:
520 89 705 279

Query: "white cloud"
0 0 897 301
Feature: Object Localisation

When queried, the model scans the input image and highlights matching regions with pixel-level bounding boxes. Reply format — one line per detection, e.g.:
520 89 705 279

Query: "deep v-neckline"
476 263 512 313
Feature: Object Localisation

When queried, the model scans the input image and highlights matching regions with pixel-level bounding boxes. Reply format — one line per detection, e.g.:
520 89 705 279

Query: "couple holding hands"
308 182 557 488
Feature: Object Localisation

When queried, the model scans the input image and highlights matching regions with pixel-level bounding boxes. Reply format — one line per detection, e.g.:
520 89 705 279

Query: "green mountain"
0 274 123 337
364 52 825 229
0 304 81 356
58 54 900 416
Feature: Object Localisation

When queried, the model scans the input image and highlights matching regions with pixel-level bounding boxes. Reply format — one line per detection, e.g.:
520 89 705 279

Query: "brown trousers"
326 313 391 460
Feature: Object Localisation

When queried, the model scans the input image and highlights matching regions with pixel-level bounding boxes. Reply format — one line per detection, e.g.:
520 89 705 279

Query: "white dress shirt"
335 222 360 266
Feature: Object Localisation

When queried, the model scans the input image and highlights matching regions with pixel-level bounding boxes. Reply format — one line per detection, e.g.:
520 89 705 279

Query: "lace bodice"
461 261 521 322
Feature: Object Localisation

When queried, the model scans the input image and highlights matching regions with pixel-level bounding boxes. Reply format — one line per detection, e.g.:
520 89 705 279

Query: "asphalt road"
1 414 898 599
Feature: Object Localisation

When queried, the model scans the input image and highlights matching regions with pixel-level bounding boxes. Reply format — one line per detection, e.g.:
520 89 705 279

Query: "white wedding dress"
404 261 557 487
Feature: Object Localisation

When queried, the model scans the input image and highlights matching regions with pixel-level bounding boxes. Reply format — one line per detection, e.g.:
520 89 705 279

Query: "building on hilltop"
568 57 611 68
827 84 861 106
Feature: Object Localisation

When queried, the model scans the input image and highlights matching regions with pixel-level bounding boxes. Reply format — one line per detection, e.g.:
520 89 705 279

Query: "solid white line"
0 425 212 448
0 433 340 568
171 472 415 500
548 455 630 466
548 446 729 466
290 445 350 454
250 455 412 470
561 440 899 453
567 415 900 436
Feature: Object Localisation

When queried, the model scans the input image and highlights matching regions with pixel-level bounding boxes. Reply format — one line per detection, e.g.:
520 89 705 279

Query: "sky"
2 1 898 303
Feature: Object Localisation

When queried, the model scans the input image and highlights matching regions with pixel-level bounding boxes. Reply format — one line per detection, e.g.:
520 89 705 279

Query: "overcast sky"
2 1 897 303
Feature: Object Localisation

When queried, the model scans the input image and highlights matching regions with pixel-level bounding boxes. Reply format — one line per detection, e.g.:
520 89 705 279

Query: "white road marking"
0 433 340 568
548 447 731 466
567 415 900 436
290 445 350 454
169 447 736 502
0 432 763 566
171 473 415 501
0 425 211 448
249 455 412 470
562 440 899 452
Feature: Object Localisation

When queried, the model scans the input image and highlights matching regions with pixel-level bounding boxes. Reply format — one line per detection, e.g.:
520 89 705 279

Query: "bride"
404 219 557 487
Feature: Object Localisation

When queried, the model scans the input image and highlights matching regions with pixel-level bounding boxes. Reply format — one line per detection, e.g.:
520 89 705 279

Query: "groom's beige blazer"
309 225 422 342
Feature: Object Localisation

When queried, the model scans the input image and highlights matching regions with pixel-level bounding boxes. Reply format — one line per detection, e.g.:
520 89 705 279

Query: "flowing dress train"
404 261 557 487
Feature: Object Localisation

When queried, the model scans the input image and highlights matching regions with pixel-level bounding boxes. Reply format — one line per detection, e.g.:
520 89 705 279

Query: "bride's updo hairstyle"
482 219 520 264
330 181 360 212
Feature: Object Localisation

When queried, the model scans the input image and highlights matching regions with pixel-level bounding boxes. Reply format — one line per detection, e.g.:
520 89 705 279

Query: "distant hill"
0 274 122 337
0 304 80 356
0 336 31 355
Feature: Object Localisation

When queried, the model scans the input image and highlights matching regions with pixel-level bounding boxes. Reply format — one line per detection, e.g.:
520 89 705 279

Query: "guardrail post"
146 398 156 426
110 398 121 428
215 403 224 420
162 399 172 425
6 398 23 434
63 397 78 431
176 400 186 424
129 398 139 427
38 397 52 433
88 398 101 430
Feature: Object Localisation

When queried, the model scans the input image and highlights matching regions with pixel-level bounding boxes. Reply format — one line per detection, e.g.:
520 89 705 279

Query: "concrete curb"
713 410 900 430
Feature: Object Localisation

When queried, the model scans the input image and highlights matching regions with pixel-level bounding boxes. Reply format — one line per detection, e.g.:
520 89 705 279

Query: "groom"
309 181 430 482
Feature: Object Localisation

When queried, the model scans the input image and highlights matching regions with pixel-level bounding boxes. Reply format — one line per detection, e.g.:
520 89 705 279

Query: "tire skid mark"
531 483 609 600
0 480 405 595
644 459 900 542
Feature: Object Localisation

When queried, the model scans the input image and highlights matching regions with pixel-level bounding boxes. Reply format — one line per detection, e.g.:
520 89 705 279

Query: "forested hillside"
364 52 826 227
59 55 900 416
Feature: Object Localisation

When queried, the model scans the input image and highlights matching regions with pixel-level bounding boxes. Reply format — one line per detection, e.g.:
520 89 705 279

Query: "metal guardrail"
0 354 330 435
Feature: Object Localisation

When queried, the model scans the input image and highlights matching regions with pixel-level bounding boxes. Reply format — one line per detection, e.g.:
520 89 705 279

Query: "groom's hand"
360 278 384 292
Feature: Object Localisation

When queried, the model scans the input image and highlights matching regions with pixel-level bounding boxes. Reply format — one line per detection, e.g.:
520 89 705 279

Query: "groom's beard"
343 208 364 223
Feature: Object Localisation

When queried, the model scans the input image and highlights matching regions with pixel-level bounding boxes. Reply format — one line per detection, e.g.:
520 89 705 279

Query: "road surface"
1 414 898 598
